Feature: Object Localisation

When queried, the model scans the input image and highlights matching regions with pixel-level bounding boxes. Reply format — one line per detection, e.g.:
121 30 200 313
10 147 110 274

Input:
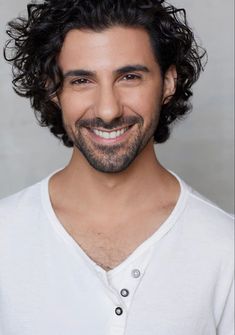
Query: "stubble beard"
65 113 159 173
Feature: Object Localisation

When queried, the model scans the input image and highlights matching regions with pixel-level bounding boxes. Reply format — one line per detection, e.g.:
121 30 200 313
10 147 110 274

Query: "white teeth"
93 128 128 139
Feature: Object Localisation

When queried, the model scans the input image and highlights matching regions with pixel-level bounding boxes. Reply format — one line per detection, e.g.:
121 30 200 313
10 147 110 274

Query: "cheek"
59 91 89 125
123 85 163 121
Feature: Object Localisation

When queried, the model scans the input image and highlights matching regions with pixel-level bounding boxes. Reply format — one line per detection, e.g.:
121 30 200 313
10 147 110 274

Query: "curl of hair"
4 0 207 146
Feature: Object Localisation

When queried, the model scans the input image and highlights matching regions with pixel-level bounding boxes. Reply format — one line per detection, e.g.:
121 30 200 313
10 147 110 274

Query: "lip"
85 125 134 145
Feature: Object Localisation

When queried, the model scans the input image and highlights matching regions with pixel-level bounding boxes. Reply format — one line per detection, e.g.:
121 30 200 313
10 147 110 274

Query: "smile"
92 127 129 140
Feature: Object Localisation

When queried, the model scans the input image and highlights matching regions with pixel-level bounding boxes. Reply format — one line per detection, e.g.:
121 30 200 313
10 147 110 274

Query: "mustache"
76 116 143 130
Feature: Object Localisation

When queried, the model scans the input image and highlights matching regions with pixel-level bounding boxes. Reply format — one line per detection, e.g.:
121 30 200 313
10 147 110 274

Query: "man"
0 0 234 334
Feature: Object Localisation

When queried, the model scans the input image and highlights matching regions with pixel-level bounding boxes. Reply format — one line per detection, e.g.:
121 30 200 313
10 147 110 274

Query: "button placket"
106 262 146 330
108 267 144 310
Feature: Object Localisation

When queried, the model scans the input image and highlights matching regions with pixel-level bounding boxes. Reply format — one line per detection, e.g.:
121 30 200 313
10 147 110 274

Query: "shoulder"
186 187 233 228
0 179 45 228
181 183 234 256
0 181 41 210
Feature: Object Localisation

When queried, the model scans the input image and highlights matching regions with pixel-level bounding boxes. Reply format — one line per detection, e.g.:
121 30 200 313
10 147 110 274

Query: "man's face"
57 26 175 173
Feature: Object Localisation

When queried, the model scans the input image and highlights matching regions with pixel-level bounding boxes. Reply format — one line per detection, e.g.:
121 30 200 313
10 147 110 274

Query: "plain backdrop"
0 0 234 212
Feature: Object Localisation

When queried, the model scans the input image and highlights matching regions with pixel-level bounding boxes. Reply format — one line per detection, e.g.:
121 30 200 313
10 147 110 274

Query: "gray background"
0 0 234 212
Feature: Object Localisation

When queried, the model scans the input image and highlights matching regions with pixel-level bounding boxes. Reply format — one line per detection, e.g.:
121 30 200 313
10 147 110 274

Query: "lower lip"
86 126 133 145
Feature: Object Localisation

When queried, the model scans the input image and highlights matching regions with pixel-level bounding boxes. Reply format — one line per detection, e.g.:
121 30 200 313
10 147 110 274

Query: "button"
120 288 129 297
115 307 123 316
131 269 141 278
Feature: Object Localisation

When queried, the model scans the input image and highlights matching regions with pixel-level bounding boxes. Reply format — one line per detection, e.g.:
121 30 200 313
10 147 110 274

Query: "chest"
71 230 133 271
56 215 167 271
64 223 157 271
53 206 173 271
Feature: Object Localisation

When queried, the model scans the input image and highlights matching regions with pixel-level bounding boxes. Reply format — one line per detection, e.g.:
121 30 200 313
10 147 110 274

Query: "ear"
162 65 177 104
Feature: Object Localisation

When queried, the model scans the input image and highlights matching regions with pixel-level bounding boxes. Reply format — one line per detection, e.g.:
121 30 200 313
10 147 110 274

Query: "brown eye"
123 74 141 81
71 78 90 85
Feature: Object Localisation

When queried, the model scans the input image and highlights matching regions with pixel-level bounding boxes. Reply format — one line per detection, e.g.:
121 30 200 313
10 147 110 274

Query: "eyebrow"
63 65 150 78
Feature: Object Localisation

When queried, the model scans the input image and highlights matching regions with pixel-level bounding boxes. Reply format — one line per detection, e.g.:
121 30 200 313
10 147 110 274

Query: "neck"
49 140 179 221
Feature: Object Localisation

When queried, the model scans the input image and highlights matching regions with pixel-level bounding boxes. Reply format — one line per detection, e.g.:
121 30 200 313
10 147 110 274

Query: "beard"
65 112 159 173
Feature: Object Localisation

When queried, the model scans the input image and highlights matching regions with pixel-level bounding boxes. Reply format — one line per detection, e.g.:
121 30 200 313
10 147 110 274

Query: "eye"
122 74 141 81
71 78 90 85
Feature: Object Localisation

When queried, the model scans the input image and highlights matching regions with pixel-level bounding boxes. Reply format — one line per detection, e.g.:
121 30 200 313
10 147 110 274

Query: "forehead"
58 26 157 72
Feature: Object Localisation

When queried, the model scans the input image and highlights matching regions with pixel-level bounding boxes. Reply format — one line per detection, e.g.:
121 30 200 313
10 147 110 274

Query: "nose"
94 84 123 123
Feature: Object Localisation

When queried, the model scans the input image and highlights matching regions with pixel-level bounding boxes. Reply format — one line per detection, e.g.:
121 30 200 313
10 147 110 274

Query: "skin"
50 26 180 270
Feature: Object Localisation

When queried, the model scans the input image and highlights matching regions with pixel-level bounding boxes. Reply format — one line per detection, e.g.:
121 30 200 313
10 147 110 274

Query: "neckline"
41 168 190 276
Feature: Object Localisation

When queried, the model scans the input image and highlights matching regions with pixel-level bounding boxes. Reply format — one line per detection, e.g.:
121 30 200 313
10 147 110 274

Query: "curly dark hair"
4 0 206 147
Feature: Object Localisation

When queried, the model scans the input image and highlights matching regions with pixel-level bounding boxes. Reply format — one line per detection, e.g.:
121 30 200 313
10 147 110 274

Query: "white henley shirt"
0 171 234 335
